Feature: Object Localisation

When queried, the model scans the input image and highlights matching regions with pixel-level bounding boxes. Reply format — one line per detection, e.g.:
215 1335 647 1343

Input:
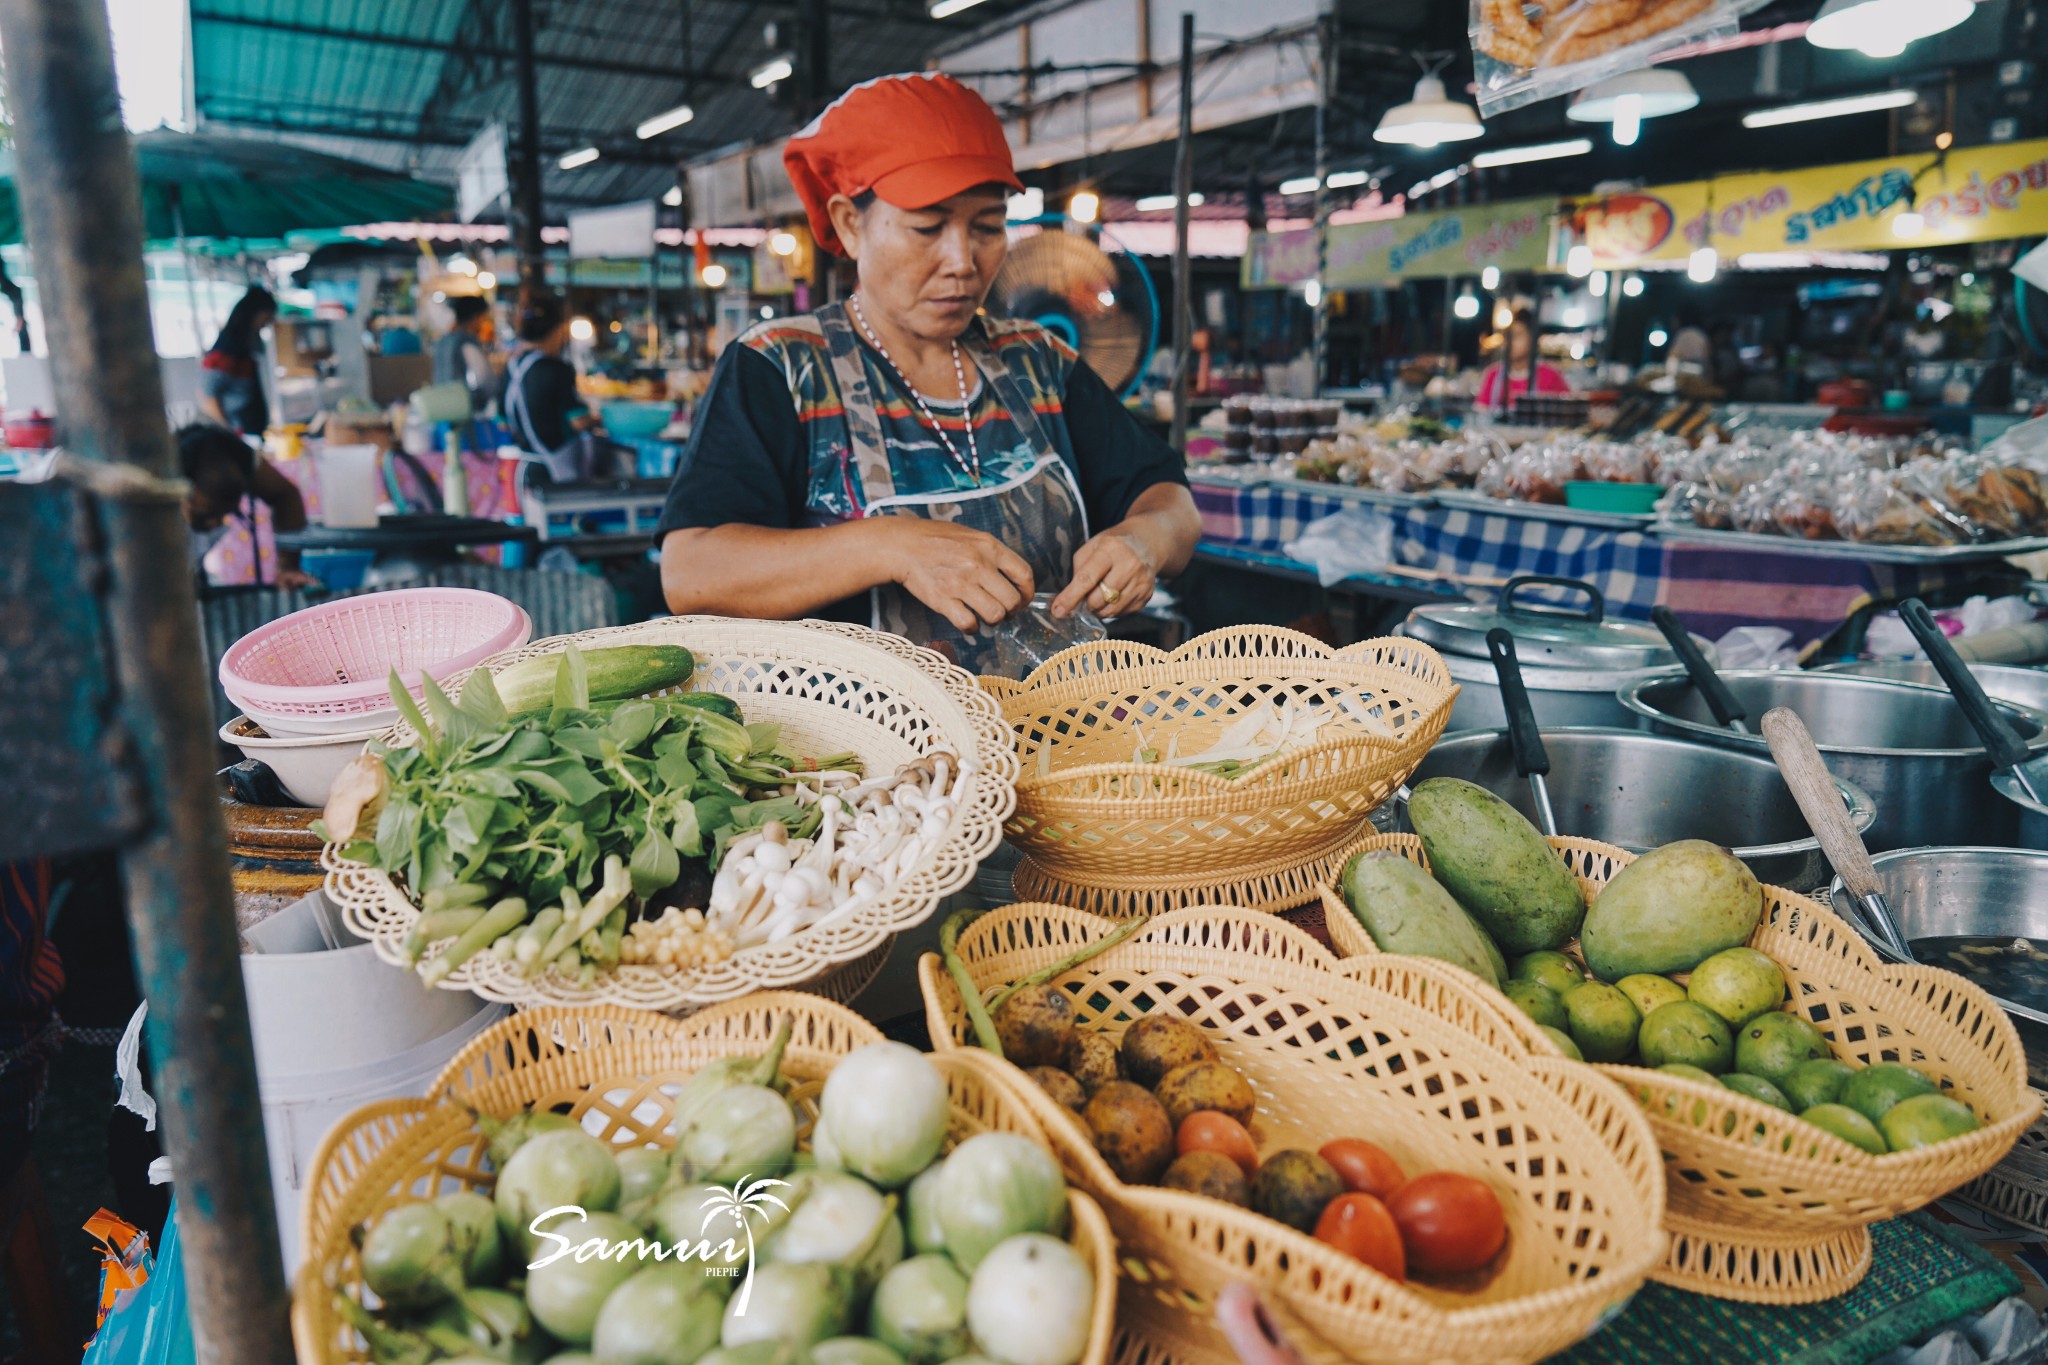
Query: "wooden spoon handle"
1761 706 1881 902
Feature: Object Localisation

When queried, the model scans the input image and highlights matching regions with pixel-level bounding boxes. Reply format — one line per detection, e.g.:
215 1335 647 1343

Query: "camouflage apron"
815 302 1086 672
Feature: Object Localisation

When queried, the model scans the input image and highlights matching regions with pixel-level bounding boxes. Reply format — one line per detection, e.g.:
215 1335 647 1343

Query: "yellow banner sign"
1579 139 2048 267
1244 198 1553 289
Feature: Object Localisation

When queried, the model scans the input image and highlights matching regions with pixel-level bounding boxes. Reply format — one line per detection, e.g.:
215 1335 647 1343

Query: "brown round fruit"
994 984 1076 1069
1120 1016 1218 1089
1177 1111 1260 1178
1083 1081 1176 1184
1026 1067 1086 1112
1161 1150 1251 1206
1249 1150 1344 1234
1385 1173 1506 1277
1064 1031 1122 1095
1154 1060 1256 1128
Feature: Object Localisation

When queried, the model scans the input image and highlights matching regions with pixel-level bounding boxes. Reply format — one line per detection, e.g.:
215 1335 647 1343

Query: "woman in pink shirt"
1477 309 1571 410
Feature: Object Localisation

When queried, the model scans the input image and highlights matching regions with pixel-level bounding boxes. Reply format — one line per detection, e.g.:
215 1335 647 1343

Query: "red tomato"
1177 1111 1260 1178
1313 1193 1406 1282
1386 1173 1507 1276
1318 1138 1406 1199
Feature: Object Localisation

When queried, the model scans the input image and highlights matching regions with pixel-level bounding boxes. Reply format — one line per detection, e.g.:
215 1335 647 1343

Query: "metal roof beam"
194 103 696 167
188 9 746 86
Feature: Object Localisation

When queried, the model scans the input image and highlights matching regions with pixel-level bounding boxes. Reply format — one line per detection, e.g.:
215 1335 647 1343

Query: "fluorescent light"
1408 181 1432 200
1649 328 1670 346
1278 176 1320 195
1068 189 1100 224
750 56 793 89
1429 168 1463 190
636 103 695 139
662 186 683 207
1375 76 1484 147
1007 187 1044 220
569 317 595 341
558 146 600 170
930 0 993 15
1689 245 1719 283
1471 139 1594 170
1623 274 1645 297
1807 0 1975 58
1567 243 1594 278
770 231 799 256
1454 291 1480 320
700 262 728 288
1591 270 1610 298
1302 279 1323 308
1326 170 1371 189
1563 305 1587 327
1613 93 1643 147
1742 89 1917 129
1481 265 1501 290
1135 192 1204 211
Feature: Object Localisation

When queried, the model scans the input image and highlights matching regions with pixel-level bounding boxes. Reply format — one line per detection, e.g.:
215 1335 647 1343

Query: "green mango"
1338 848 1504 988
1406 778 1586 955
1580 840 1763 982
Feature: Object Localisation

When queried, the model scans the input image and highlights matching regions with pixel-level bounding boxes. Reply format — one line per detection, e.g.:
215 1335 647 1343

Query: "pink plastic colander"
220 588 532 726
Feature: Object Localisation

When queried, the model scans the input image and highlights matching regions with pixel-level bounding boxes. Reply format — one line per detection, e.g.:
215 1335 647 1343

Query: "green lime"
1780 1059 1855 1113
1513 951 1584 996
1503 980 1568 1032
1732 1012 1830 1087
1540 1026 1583 1061
1878 1093 1981 1151
1840 1063 1938 1125
1721 1073 1793 1112
1687 947 1787 1029
1800 1103 1888 1156
1616 974 1689 1019
1563 981 1642 1064
1638 1001 1735 1073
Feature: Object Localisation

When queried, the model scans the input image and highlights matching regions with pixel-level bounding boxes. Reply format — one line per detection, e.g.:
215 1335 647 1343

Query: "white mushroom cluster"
706 751 968 948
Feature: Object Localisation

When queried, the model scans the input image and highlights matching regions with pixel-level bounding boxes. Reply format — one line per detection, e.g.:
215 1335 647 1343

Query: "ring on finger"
1099 582 1121 607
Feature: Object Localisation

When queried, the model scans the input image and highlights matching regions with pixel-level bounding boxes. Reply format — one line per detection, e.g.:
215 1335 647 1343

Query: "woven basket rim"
291 994 1118 1365
1317 832 2043 1201
918 901 1670 1347
320 615 1018 1011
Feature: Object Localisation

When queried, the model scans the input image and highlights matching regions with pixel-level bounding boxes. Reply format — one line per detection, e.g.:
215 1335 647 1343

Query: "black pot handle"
1500 575 1604 625
1899 598 2034 774
1487 628 1551 780
1652 605 1748 733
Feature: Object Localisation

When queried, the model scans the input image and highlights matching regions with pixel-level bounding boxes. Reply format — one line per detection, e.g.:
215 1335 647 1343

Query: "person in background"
178 423 316 590
1476 309 1569 410
196 286 277 435
502 292 605 481
433 294 496 417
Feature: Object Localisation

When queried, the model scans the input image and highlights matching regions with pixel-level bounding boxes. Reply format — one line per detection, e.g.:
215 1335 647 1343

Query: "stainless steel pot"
1617 671 2048 852
1399 576 1708 732
1818 661 2048 718
1992 756 2048 850
1391 728 1876 892
1833 847 2048 1088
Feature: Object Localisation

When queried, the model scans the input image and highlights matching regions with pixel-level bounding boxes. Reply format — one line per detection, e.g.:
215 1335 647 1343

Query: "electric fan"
984 222 1159 395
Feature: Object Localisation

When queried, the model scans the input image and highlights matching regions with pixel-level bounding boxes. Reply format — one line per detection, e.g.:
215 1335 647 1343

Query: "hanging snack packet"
1471 0 1766 117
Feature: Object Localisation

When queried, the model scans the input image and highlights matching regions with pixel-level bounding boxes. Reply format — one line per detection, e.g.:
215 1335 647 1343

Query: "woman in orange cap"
656 72 1199 670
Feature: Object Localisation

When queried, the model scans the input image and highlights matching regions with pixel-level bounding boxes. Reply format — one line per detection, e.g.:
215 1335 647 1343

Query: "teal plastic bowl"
599 400 675 440
1563 481 1661 514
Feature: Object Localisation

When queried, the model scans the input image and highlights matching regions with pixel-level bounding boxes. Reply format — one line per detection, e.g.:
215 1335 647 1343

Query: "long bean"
987 917 1147 1017
939 908 1004 1057
420 897 528 986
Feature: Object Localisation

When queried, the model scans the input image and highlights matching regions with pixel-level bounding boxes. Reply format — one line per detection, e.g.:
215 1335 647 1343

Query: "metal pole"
1169 11 1193 453
0 1 294 1362
1311 13 1330 397
512 0 545 297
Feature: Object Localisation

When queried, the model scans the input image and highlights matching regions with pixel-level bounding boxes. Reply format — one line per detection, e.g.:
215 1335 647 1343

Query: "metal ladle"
1898 597 2046 806
1762 706 1917 962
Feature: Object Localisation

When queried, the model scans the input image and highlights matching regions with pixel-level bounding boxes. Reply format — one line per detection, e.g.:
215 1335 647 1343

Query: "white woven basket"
323 616 1017 1012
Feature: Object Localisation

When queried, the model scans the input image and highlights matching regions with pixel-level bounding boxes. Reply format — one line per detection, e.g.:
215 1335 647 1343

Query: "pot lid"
1404 576 1681 671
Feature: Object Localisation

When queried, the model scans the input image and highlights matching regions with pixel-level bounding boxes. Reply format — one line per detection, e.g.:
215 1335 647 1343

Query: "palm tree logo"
699 1177 790 1315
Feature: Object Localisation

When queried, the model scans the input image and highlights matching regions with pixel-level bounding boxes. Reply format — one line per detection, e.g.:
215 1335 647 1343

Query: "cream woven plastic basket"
1318 833 2043 1304
291 995 1119 1365
323 616 1017 1013
986 629 1455 880
919 904 1668 1365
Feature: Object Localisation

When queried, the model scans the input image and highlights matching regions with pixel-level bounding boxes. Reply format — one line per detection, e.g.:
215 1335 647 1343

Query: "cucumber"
1407 778 1586 956
1339 849 1504 989
491 644 695 714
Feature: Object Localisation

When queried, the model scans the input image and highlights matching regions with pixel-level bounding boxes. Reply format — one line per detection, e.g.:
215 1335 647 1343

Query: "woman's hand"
881 518 1036 632
1051 527 1156 620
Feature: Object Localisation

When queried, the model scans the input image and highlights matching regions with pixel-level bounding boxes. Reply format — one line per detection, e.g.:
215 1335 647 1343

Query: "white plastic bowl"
220 714 381 807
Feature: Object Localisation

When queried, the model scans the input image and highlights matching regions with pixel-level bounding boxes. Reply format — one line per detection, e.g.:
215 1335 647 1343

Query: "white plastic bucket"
242 892 504 1271
315 442 382 528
